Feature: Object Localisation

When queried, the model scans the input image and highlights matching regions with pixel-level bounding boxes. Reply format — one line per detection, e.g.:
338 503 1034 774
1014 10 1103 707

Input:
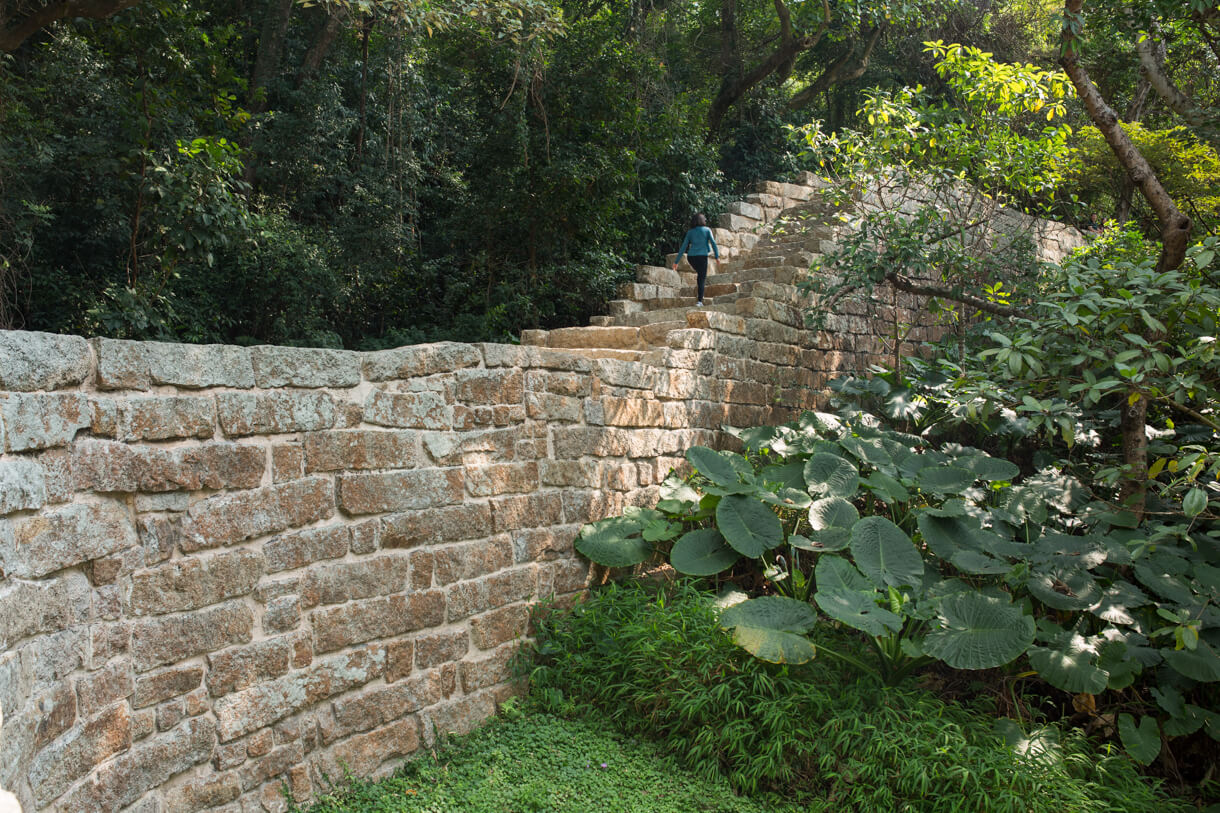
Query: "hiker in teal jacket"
672 213 719 306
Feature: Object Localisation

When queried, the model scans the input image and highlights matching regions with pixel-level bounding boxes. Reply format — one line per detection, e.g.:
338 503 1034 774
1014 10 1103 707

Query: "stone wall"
0 174 1084 813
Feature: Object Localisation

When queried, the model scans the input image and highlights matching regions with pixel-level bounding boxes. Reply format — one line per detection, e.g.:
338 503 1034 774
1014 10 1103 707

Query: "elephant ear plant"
574 405 1220 763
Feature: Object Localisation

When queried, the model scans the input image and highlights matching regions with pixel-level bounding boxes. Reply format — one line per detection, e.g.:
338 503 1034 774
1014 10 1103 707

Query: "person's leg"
690 255 708 303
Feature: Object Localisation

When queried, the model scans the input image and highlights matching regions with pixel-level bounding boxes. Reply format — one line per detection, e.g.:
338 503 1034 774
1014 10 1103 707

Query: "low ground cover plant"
528 580 1179 811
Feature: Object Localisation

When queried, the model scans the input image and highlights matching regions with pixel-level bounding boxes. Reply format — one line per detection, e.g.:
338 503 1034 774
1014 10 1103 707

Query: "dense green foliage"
293 704 774 813
528 580 1181 811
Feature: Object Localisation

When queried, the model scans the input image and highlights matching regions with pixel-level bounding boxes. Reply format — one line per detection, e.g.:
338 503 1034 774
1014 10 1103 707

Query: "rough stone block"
130 549 264 615
0 392 89 452
263 525 349 573
300 554 411 606
271 443 304 483
90 396 214 442
92 337 150 390
213 646 386 742
74 661 134 716
381 503 492 549
162 772 242 812
432 538 513 586
132 665 204 709
145 342 255 389
239 741 303 792
726 201 763 220
181 477 334 552
251 345 361 388
312 717 420 785
425 691 496 742
0 456 46 515
337 468 464 515
263 595 301 634
363 389 450 430
217 391 336 436
464 462 538 497
130 600 254 672
413 630 469 670
5 501 136 579
0 330 90 391
28 702 132 807
311 591 444 654
207 635 299 697
362 342 482 381
470 604 529 650
445 566 534 622
156 697 185 731
303 429 423 472
328 671 444 740
460 642 518 693
73 439 265 493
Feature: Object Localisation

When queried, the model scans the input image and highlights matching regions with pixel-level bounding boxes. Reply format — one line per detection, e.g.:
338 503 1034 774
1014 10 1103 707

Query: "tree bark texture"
788 26 880 110
0 0 140 51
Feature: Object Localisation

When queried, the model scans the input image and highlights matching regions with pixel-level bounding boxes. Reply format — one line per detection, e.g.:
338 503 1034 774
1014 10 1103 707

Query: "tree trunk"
0 0 140 51
297 6 348 86
248 0 295 116
1119 390 1149 517
788 26 881 110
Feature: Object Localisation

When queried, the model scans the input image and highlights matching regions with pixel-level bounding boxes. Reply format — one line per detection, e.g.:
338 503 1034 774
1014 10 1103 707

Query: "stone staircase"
520 172 841 362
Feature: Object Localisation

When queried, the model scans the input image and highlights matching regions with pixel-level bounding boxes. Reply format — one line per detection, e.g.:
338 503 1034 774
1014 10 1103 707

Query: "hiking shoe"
696 301 704 307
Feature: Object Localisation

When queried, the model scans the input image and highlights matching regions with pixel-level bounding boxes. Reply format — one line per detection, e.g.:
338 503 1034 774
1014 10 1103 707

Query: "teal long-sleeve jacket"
676 226 720 260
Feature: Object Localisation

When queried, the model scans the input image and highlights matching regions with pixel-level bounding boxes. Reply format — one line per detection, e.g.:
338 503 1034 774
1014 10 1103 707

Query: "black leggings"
689 255 709 301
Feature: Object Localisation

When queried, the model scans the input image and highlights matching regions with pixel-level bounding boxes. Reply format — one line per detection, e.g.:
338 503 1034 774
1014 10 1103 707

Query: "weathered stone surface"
337 468 464 515
239 741 303 791
432 538 513 586
0 392 88 452
90 395 215 443
162 772 242 812
271 442 304 482
464 462 538 497
362 342 482 381
489 493 563 533
74 439 264 493
207 636 298 697
130 549 264 615
75 661 134 716
263 525 349 573
263 594 301 634
0 330 90 391
217 391 336 436
251 346 361 388
382 504 492 548
425 691 496 741
445 566 534 622
145 342 255 389
132 665 204 709
130 601 254 672
313 717 420 784
157 697 186 731
414 630 469 669
29 702 132 806
300 554 410 606
454 369 524 406
181 477 334 552
311 591 444 653
460 642 518 692
470 604 530 650
55 716 216 813
363 389 451 430
328 670 445 738
4 501 136 579
0 456 46 515
213 646 386 742
92 337 150 390
303 429 423 472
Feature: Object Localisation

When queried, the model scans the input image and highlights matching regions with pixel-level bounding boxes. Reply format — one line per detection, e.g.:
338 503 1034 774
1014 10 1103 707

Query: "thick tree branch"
883 271 1030 319
297 5 348 86
0 0 139 51
788 26 881 110
1060 0 1191 273
1133 18 1214 137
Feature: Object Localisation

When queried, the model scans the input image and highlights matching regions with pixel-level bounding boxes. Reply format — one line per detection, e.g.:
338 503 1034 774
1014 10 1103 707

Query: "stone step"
521 325 652 351
613 303 739 327
618 281 679 301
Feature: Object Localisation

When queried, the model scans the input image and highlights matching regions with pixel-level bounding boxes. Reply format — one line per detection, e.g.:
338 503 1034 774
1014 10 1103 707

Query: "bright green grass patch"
293 706 787 813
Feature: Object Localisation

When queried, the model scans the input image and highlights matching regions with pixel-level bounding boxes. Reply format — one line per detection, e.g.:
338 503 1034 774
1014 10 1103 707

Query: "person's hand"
672 263 678 270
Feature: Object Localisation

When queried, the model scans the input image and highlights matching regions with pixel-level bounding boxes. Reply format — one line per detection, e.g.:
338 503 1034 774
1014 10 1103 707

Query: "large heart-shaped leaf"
1027 568 1101 611
959 455 1020 482
671 528 739 576
808 497 859 531
759 461 807 492
840 435 893 470
575 516 652 567
686 446 740 487
1162 640 1220 682
850 516 924 590
758 487 813 510
1118 714 1161 765
803 453 860 498
813 557 902 637
1028 633 1108 694
864 471 910 504
916 466 977 495
1087 581 1151 625
950 549 1011 575
716 494 783 557
721 595 818 664
791 528 851 552
923 592 1035 670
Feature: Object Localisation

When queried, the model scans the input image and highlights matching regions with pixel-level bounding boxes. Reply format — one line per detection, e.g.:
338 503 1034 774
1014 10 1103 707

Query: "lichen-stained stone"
444 566 534 623
459 641 518 693
73 439 264 493
213 645 386 742
180 477 334 552
381 503 492 549
328 670 444 739
0 392 88 452
424 691 497 742
464 462 538 497
144 342 255 389
469 604 529 650
303 429 424 472
454 368 524 406
90 395 214 442
587 397 667 428
262 525 350 573
432 538 513 586
162 771 241 812
0 330 90 391
130 600 254 672
489 493 562 533
263 595 301 634
271 442 304 483
130 549 264 615
93 338 150 390
362 342 482 381
74 661 134 717
132 665 204 709
238 740 303 792
311 717 420 785
250 346 361 388
28 702 132 807
311 591 444 654
300 554 410 606
217 391 336 437
524 392 582 422
5 501 136 579
337 468 463 515
53 716 216 813
0 456 46 515
480 343 593 372
363 389 450 430
524 370 591 397
0 571 89 649
206 635 299 697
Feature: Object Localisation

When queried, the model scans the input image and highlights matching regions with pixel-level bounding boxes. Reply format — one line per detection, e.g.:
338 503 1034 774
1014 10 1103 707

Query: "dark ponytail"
690 213 707 228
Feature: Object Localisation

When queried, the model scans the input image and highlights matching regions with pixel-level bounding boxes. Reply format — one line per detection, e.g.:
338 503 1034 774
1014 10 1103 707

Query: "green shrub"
529 580 1183 812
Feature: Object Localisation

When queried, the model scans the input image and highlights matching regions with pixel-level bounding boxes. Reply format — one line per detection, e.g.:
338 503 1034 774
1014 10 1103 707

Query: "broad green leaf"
1087 581 1150 625
642 518 681 542
864 471 910 504
759 461 806 491
686 446 740 486
1027 568 1101 611
916 512 968 559
670 528 739 576
814 557 902 637
923 592 1035 670
803 453 860 498
959 455 1020 482
1183 488 1208 517
814 554 873 593
730 625 817 664
850 516 924 589
916 466 977 494
1028 635 1107 694
1134 563 1195 605
950 549 1010 575
716 495 784 557
808 497 859 530
575 516 652 567
840 435 893 469
757 487 813 510
1117 714 1161 765
792 528 851 552
721 596 819 664
1162 640 1220 682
